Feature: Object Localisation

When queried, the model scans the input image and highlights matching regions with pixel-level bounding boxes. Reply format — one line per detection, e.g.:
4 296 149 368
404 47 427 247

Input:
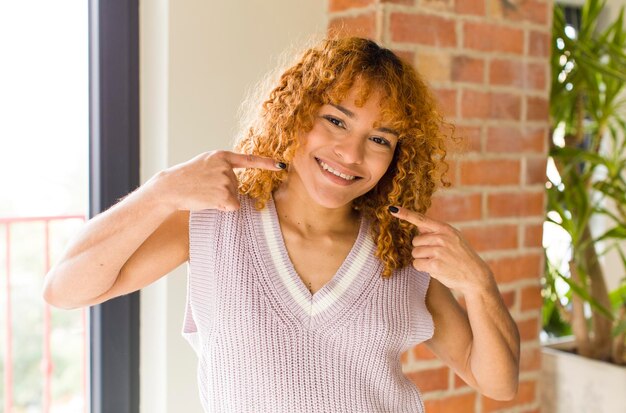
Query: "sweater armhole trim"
182 208 219 353
408 267 435 346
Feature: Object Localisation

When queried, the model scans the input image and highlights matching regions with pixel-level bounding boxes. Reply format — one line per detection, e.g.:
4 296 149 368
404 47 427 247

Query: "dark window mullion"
88 0 140 412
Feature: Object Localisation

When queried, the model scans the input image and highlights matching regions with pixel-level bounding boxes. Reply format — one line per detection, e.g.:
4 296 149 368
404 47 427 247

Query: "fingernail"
276 162 287 169
388 206 399 214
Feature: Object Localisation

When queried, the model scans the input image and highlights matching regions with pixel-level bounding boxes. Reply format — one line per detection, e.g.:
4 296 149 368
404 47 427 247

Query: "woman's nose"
334 136 365 164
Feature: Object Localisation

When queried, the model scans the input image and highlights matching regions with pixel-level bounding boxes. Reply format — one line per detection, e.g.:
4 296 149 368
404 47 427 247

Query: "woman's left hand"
389 206 494 295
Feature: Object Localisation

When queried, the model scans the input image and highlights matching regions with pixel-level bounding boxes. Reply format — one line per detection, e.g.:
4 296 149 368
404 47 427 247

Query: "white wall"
602 0 626 291
602 0 626 26
139 1 327 412
557 0 586 6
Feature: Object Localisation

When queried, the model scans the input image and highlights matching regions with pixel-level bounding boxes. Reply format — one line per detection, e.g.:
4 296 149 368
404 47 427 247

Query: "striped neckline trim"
258 197 375 318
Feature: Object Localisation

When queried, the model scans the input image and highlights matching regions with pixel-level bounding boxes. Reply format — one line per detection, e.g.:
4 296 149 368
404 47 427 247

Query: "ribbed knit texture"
184 194 434 413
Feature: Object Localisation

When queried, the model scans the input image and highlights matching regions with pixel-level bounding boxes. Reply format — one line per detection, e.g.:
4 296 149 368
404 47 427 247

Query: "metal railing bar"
43 220 52 413
1 215 87 412
4 223 13 413
0 215 85 224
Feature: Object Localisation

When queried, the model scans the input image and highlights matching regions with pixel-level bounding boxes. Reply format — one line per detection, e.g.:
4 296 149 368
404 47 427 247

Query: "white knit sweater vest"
183 194 434 412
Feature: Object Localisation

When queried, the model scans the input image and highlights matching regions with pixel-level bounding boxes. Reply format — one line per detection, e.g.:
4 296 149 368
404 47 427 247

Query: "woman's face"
289 84 399 209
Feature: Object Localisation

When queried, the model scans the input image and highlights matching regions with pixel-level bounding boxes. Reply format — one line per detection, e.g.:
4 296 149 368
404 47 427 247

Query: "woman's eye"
323 115 344 128
371 136 390 146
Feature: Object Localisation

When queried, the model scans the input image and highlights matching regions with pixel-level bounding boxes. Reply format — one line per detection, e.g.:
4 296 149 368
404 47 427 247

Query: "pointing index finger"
388 206 442 233
226 152 286 171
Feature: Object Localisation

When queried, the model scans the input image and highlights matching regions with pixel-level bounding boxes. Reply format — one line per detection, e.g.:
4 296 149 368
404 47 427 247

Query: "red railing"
1 215 88 413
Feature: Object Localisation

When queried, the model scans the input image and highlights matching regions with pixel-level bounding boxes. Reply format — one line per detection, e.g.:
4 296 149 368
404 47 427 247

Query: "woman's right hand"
154 150 285 212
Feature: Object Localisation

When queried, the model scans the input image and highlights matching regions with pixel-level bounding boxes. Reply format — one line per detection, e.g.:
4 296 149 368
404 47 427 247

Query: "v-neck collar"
251 194 380 329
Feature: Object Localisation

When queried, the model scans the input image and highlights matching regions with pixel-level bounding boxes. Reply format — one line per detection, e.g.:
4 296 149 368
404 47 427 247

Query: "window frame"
88 0 140 412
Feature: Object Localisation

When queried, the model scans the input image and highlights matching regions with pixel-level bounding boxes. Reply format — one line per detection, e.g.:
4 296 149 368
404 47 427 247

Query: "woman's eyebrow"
376 126 398 136
329 103 355 118
328 103 398 136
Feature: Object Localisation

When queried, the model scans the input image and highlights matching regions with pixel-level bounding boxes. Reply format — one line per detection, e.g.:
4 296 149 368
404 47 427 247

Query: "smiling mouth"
315 157 362 181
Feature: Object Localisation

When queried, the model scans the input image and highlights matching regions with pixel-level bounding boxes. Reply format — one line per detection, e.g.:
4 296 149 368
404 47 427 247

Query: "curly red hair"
236 37 452 278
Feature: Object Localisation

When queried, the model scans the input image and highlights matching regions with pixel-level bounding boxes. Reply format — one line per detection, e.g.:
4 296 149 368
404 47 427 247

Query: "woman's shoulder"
382 259 432 296
190 193 256 216
190 193 271 241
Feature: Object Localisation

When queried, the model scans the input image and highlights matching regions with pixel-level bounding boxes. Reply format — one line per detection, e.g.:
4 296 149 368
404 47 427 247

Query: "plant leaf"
556 270 614 320
613 319 626 337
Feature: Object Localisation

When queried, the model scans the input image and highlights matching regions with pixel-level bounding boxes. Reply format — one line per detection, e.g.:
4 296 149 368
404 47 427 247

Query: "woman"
43 37 519 412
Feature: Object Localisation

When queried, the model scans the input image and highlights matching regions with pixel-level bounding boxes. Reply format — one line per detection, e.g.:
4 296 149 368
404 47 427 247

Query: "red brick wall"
328 1 550 412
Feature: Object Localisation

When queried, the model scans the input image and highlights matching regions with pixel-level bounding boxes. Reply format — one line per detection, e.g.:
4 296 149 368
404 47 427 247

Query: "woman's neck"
272 179 360 239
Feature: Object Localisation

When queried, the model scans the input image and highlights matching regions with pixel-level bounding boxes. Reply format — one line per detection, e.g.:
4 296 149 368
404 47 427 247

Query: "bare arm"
390 206 520 400
461 275 520 399
43 150 285 309
42 173 184 309
424 276 520 401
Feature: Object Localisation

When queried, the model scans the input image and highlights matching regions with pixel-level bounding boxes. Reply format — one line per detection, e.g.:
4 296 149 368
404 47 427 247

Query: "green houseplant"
543 0 626 365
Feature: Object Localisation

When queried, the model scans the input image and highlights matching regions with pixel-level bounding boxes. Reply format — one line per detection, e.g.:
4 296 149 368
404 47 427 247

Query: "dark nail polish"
388 206 399 213
276 162 287 169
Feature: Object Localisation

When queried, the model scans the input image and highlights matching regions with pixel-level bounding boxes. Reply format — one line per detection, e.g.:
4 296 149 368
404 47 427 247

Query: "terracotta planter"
541 338 626 413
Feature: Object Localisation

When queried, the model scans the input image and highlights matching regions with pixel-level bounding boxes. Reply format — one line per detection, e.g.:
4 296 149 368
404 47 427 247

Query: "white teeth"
318 159 356 181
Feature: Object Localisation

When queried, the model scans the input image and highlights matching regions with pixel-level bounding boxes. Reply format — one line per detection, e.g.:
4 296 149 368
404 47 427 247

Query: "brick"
525 157 547 185
392 49 415 65
461 90 521 120
524 223 544 248
464 22 524 54
462 224 518 252
487 253 543 284
486 126 546 153
447 126 481 155
429 192 482 222
391 12 457 47
490 60 547 90
521 284 543 312
459 159 521 186
526 62 548 91
416 50 451 82
490 58 524 87
329 0 374 12
456 0 486 16
432 87 457 118
487 191 544 218
520 346 542 372
328 12 376 39
452 124 482 153
413 343 437 360
501 290 516 310
491 92 522 120
406 366 449 392
527 96 549 121
424 392 477 413
529 30 551 58
489 0 550 25
419 0 454 11
482 380 536 412
461 90 490 119
454 373 471 388
518 0 550 26
452 55 484 84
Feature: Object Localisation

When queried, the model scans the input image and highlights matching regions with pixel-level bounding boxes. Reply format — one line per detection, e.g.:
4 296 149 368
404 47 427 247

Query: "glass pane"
0 1 89 412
